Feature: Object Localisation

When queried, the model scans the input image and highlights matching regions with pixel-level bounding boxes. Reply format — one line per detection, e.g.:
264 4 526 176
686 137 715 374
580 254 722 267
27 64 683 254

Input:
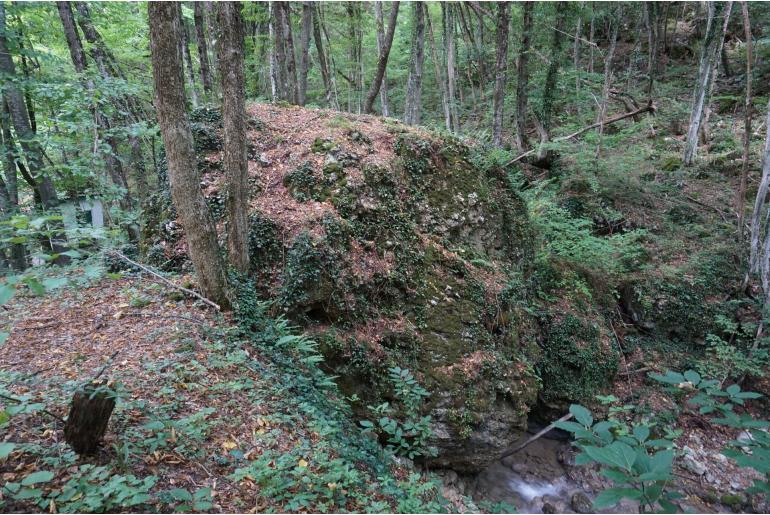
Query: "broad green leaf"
650 449 674 472
633 425 650 443
42 277 68 291
0 332 8 346
570 404 593 427
0 284 15 305
168 488 193 501
683 370 701 385
21 470 54 485
593 487 642 508
649 371 685 385
0 441 15 458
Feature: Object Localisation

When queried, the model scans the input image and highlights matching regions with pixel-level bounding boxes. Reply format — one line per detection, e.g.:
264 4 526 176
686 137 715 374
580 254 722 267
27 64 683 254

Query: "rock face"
143 104 540 472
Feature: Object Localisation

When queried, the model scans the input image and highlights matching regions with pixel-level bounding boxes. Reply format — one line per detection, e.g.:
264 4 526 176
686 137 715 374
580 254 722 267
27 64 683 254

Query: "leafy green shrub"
361 367 435 459
283 161 320 202
556 404 681 512
248 212 281 273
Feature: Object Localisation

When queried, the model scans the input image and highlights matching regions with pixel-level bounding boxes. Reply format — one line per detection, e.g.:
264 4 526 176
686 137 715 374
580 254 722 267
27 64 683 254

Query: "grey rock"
571 492 593 513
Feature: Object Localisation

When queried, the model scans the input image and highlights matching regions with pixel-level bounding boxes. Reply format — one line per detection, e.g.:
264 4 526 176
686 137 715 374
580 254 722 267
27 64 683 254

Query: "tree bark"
272 1 289 101
194 2 214 96
148 1 231 309
444 4 459 132
683 2 727 166
180 8 199 107
298 2 312 106
280 2 299 104
374 2 390 116
64 381 115 455
644 2 658 98
364 2 400 114
403 2 425 126
595 9 620 158
492 2 510 147
701 2 733 148
426 5 450 130
0 4 58 209
535 3 566 161
514 1 533 152
737 1 752 236
311 4 336 109
216 2 250 274
749 98 770 299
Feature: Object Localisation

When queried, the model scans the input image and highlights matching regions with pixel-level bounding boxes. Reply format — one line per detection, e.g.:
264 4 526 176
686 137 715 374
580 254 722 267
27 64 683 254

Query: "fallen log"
505 103 656 166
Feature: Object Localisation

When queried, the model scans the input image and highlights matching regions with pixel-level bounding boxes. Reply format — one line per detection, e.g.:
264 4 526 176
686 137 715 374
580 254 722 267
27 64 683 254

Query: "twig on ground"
108 250 221 311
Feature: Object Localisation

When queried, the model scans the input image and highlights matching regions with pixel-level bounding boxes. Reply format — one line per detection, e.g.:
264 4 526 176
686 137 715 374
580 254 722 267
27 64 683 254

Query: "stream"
457 425 640 514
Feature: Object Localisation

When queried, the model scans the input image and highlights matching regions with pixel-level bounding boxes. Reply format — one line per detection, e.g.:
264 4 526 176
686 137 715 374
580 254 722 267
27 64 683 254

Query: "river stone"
571 492 593 513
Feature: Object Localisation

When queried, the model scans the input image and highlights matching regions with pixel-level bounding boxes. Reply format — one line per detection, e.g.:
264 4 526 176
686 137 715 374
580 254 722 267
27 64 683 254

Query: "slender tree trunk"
281 2 299 104
701 2 733 148
514 1 534 152
268 2 279 101
298 2 312 106
148 1 230 309
683 2 726 166
319 5 341 110
403 2 425 126
194 2 214 96
426 5 450 130
180 8 199 107
216 2 249 274
364 2 400 114
749 97 770 299
0 100 18 207
588 5 595 74
272 1 289 101
444 4 459 132
595 10 619 158
492 2 510 147
205 1 220 93
311 4 335 109
374 1 391 116
644 2 658 98
737 1 752 236
535 4 566 161
0 4 57 209
574 3 583 102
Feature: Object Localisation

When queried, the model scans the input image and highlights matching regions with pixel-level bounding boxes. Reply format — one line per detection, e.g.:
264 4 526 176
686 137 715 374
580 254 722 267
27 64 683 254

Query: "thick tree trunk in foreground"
683 2 725 166
492 2 510 147
364 2 400 114
216 1 250 274
64 381 115 455
403 2 425 125
148 2 230 309
514 1 533 152
194 2 214 96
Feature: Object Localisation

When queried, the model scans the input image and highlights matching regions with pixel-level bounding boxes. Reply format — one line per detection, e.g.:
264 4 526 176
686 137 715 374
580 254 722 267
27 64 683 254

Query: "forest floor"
0 272 452 513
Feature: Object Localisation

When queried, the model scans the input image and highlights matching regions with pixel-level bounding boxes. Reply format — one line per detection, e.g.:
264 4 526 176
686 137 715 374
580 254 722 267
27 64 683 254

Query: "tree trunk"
374 1 391 116
514 1 533 152
444 4 459 132
644 2 658 98
0 4 58 210
346 2 363 113
403 2 425 126
701 2 733 148
737 1 752 236
148 1 231 310
64 381 115 455
749 98 770 298
492 2 510 147
268 2 279 101
311 4 336 109
535 4 566 161
298 2 312 106
426 5 451 130
272 1 288 101
364 2 400 114
588 5 595 74
574 3 583 102
216 2 250 274
281 2 299 104
595 10 619 158
683 2 726 166
0 97 25 270
180 8 199 107
194 2 214 96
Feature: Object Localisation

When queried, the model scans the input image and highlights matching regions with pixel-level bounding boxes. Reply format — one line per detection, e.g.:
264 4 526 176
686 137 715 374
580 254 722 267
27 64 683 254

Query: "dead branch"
500 412 573 460
107 250 221 311
505 103 656 166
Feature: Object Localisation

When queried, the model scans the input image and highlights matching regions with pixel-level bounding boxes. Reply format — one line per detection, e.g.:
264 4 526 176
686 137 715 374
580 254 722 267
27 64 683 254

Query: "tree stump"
64 381 115 455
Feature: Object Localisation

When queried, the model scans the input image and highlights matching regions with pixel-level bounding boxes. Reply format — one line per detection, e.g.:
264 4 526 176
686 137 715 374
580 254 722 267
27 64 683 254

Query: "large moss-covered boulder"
151 104 541 472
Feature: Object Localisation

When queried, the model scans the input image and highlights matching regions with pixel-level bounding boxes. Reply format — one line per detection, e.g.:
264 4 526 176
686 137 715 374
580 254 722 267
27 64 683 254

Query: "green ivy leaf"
21 470 54 485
